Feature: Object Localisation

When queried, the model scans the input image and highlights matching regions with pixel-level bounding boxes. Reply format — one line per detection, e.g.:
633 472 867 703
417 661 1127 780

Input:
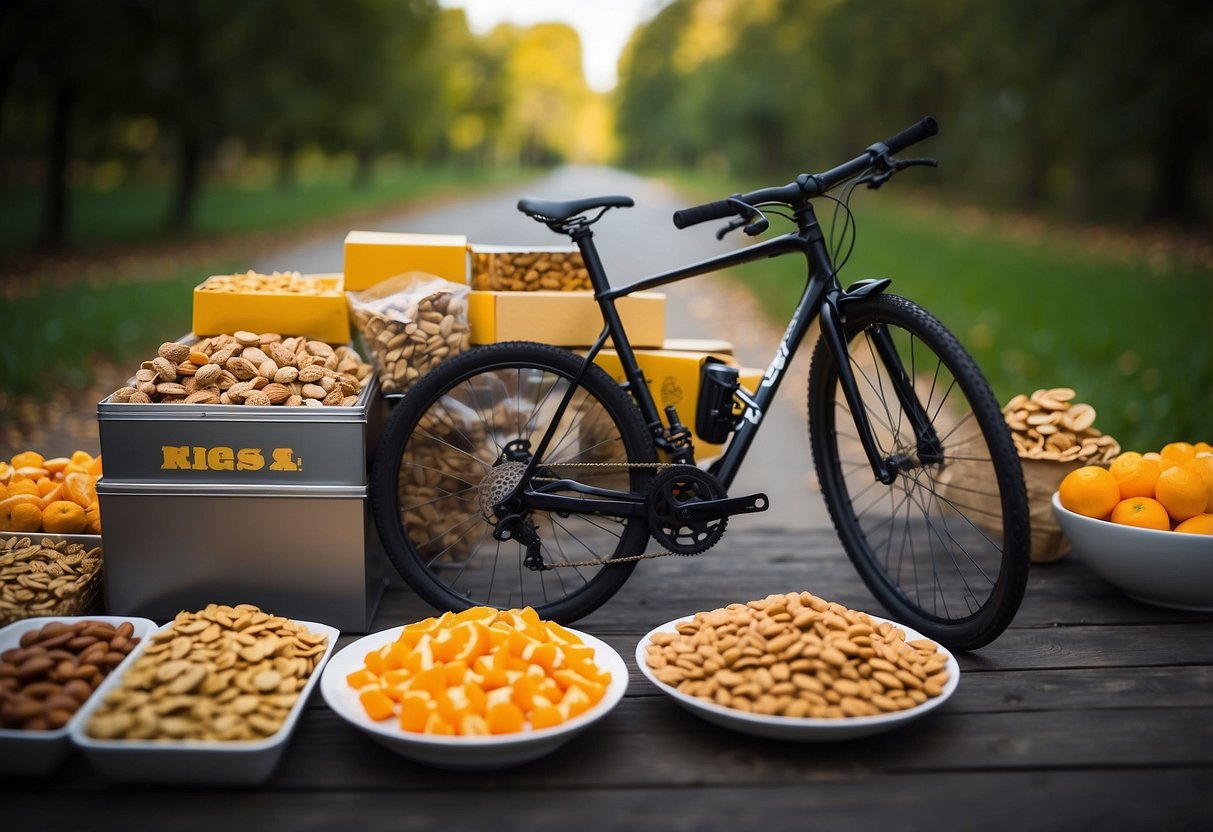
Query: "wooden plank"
3 769 1211 830
2 767 1209 830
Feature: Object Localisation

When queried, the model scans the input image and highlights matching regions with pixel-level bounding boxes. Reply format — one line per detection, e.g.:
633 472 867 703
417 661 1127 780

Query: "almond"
273 366 299 384
158 342 191 363
194 364 222 386
301 383 326 399
243 391 272 406
225 356 258 380
151 356 178 382
262 383 291 405
297 365 326 383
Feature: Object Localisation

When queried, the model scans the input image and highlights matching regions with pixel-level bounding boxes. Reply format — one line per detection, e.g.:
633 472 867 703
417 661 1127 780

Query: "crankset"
646 465 769 555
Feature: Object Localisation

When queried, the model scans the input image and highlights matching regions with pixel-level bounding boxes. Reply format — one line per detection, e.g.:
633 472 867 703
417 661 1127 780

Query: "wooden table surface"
5 525 1212 831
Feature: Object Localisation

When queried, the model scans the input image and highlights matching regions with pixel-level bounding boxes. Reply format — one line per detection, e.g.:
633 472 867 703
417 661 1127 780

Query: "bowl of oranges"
320 606 627 770
0 450 103 537
1053 441 1213 610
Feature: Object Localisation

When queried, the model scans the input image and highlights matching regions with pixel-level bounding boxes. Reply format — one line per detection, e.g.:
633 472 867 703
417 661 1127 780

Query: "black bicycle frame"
513 200 915 519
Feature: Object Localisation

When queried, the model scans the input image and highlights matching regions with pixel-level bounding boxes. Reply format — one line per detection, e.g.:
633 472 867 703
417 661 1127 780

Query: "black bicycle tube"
711 244 829 489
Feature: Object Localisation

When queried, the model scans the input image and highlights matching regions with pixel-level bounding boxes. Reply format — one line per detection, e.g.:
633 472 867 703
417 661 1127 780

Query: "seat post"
567 224 611 295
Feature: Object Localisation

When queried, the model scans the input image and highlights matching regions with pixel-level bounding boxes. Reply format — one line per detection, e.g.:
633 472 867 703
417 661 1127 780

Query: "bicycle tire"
371 341 657 623
807 293 1029 650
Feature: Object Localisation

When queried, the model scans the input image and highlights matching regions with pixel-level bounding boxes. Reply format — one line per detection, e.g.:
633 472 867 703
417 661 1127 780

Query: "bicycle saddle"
517 194 634 222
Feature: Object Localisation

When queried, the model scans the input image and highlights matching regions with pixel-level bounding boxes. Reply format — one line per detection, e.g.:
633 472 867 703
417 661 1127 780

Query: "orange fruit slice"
62 472 97 509
84 502 102 535
1109 497 1170 531
1174 513 1213 535
485 701 525 734
10 451 45 470
0 461 11 484
359 688 396 721
43 457 70 476
7 479 40 498
1058 466 1121 520
1155 465 1209 523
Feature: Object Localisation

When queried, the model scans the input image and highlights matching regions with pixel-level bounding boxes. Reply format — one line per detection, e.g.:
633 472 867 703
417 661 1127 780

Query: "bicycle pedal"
676 492 769 521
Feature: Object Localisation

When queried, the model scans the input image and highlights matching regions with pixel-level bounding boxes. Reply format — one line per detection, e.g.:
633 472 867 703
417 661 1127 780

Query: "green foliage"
670 173 1211 450
617 0 1213 225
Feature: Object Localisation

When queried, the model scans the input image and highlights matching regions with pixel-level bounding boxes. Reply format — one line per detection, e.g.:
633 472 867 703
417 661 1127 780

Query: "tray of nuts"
70 603 337 785
469 244 591 292
0 615 155 775
636 592 959 741
0 535 105 626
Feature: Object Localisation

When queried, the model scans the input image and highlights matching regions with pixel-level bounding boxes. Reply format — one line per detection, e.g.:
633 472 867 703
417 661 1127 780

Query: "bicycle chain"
526 461 711 568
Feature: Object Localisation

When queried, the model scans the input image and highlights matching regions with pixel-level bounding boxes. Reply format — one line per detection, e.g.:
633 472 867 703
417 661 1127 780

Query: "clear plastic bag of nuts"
347 273 471 395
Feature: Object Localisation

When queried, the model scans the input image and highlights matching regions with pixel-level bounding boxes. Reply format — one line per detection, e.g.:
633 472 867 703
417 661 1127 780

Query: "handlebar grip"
882 117 939 154
672 199 741 229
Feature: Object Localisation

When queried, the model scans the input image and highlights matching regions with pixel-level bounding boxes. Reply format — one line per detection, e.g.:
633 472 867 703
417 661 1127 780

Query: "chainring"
646 465 728 555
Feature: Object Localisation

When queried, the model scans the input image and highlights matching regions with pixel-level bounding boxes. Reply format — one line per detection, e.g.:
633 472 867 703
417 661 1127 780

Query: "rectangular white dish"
0 615 158 776
68 618 338 785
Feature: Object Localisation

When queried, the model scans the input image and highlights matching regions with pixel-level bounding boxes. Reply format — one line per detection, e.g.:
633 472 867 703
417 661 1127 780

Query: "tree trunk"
354 146 375 188
277 135 296 191
1144 107 1205 225
37 78 73 250
166 132 201 233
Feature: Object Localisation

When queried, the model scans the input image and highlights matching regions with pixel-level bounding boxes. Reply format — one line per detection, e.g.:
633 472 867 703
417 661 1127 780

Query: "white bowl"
636 614 959 741
1052 492 1213 610
0 615 158 776
70 619 339 785
320 625 627 770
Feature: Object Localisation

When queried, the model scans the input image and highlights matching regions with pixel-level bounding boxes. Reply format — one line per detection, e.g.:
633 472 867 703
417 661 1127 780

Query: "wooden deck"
6 525 1212 830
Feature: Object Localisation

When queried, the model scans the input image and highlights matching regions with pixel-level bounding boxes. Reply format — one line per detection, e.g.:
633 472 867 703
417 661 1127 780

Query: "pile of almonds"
1002 387 1119 463
0 536 103 624
198 270 339 295
109 332 374 407
645 592 951 719
351 288 470 395
0 619 141 730
85 603 328 742
470 247 591 292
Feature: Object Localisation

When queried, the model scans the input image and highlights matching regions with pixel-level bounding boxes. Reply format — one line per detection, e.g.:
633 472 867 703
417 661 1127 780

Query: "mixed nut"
109 333 373 407
0 619 141 730
85 603 328 742
350 288 470 395
1003 387 1119 463
645 592 951 719
0 537 103 624
198 271 340 296
470 247 591 292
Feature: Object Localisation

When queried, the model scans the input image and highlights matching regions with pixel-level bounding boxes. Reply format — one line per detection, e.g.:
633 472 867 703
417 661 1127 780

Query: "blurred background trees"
615 0 1213 226
1 0 1210 251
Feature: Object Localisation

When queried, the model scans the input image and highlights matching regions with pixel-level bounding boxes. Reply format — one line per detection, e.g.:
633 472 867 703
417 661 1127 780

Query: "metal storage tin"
97 375 384 487
96 481 387 633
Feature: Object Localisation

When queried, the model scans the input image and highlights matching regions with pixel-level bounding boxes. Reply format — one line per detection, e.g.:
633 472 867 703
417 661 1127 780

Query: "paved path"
254 165 829 529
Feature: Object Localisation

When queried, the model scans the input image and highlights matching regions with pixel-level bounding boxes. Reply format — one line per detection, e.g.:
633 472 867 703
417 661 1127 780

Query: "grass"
0 164 528 253
0 165 534 403
668 173 1212 451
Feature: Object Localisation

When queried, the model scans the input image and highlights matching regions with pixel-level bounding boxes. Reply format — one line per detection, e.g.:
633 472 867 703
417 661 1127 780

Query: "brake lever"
862 156 939 189
716 216 747 240
743 215 769 236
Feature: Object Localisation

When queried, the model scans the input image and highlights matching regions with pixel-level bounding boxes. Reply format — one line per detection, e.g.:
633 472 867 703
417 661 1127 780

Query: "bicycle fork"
820 280 942 485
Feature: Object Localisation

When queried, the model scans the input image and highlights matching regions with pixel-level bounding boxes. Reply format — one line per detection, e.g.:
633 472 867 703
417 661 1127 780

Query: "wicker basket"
939 457 1083 564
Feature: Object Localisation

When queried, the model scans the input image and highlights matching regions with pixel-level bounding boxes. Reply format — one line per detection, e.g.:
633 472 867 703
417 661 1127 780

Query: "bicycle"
371 117 1031 650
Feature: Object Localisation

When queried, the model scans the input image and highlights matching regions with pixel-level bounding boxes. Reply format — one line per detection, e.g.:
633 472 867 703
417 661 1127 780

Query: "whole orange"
1159 441 1196 469
1174 513 1213 535
1187 454 1213 507
1059 466 1121 520
1109 452 1163 500
1154 464 1209 523
10 451 45 470
84 502 103 535
1109 497 1171 531
42 500 87 534
1 500 43 532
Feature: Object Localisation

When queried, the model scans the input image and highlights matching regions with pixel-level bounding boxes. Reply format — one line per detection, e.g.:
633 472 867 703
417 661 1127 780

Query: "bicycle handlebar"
672 116 938 229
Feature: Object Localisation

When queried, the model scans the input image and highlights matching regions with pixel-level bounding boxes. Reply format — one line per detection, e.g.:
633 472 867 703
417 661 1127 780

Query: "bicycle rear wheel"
807 293 1029 650
371 341 657 623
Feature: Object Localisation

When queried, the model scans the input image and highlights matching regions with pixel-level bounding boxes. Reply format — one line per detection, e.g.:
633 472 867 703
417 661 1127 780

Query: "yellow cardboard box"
592 345 763 457
343 231 468 291
192 273 350 343
468 290 666 348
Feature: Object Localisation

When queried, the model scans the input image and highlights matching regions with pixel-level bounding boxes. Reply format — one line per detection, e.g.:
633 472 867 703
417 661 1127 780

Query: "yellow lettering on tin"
269 448 301 471
161 446 192 469
237 448 265 471
207 447 235 471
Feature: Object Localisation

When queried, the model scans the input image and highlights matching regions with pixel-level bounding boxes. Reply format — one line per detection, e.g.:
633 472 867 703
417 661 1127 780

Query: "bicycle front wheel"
807 293 1029 650
371 341 657 623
